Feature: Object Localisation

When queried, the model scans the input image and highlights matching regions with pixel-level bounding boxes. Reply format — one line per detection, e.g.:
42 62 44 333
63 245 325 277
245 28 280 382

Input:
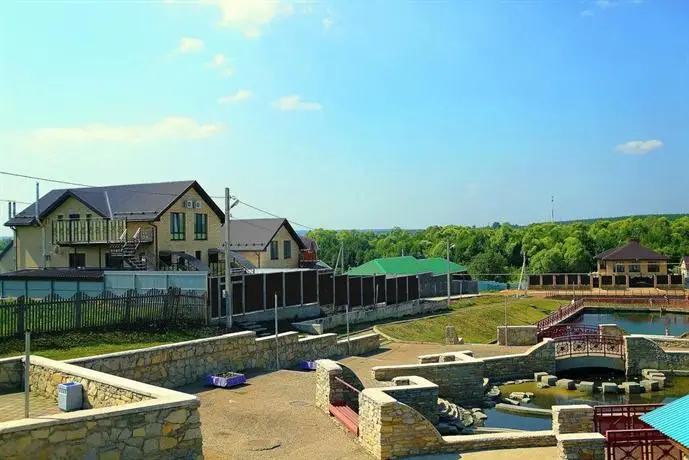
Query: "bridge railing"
536 299 585 334
554 333 625 359
594 404 661 434
539 324 599 339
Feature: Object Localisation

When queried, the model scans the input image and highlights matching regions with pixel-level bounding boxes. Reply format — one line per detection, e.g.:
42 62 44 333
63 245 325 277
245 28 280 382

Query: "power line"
0 170 316 229
0 199 32 205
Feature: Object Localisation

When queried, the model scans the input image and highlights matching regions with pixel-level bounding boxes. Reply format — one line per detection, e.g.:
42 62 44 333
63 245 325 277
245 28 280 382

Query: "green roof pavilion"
346 256 467 277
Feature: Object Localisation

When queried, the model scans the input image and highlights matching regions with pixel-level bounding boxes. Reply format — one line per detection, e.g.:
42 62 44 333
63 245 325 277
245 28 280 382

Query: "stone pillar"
315 359 344 412
552 405 594 434
556 433 605 460
445 326 461 345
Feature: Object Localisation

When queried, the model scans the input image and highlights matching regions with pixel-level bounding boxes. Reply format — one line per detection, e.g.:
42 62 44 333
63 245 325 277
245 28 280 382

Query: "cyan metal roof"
640 395 689 448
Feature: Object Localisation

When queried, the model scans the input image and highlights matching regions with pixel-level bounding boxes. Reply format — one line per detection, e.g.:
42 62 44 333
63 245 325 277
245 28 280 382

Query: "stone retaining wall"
357 387 556 460
0 357 22 393
371 355 485 406
651 337 689 350
0 357 202 459
372 340 556 404
293 300 447 335
496 326 538 346
61 331 379 389
625 335 689 376
552 405 594 434
556 433 605 460
387 376 440 425
483 340 555 381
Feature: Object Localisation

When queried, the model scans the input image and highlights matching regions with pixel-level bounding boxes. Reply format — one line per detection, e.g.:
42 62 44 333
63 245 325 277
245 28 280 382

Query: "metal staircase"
110 228 147 270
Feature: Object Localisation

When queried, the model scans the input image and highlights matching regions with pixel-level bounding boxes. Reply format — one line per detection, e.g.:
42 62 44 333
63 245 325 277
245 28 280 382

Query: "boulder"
509 392 526 400
502 398 521 406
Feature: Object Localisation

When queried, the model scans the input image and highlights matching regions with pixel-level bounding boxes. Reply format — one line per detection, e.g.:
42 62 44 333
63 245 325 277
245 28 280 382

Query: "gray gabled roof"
4 180 224 226
225 218 306 252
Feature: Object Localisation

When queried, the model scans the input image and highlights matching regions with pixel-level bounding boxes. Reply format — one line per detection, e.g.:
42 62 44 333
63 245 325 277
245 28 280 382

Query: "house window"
69 253 86 268
648 263 660 273
615 264 626 273
283 240 291 259
270 241 278 260
105 253 123 269
170 213 185 240
629 264 641 273
194 213 208 240
195 250 202 261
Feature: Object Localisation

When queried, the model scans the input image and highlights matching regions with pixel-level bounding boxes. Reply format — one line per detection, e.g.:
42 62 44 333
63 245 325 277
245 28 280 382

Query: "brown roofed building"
595 238 668 277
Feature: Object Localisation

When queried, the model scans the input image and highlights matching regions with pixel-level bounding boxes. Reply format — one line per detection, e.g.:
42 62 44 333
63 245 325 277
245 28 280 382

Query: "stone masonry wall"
0 401 202 460
496 326 538 346
387 376 439 425
552 405 594 434
625 336 689 376
0 357 22 393
29 362 150 409
357 387 556 460
556 433 606 460
372 358 485 406
483 339 556 381
0 356 202 459
63 331 379 389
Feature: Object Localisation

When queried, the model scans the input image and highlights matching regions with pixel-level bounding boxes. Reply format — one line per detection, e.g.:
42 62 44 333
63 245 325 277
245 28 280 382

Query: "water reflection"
567 309 689 336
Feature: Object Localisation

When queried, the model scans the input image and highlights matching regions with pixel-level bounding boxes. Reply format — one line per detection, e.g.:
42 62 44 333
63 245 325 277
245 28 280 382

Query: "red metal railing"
334 376 361 394
594 404 662 434
554 334 625 359
606 428 680 460
536 299 586 334
539 324 599 339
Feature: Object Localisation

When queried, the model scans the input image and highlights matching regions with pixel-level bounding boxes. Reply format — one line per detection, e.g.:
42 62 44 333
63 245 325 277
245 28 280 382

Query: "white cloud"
616 139 664 155
581 9 594 17
32 117 224 145
323 17 334 30
207 53 227 68
175 37 204 54
271 95 322 112
218 90 252 104
596 0 616 8
198 0 294 38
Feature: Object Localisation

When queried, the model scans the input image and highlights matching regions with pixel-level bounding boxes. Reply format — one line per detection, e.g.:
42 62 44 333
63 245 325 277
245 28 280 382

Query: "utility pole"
504 296 508 345
551 195 555 223
446 241 451 307
224 188 232 330
36 182 45 268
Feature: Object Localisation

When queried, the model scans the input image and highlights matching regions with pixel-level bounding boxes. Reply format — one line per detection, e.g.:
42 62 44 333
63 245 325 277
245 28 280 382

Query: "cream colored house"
4 180 224 271
223 218 306 269
681 257 689 280
595 238 668 277
0 240 15 273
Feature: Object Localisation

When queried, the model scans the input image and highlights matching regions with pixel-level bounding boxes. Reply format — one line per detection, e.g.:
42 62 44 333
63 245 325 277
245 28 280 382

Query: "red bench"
329 403 359 435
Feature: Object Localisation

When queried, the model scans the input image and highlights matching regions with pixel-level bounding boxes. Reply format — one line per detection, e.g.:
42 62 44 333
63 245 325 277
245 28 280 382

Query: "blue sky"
1 0 687 236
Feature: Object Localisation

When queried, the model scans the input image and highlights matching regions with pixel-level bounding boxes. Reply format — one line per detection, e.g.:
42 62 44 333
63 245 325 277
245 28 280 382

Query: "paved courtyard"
0 391 60 423
190 341 552 460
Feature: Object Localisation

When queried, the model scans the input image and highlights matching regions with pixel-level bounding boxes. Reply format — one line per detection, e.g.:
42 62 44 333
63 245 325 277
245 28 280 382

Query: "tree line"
307 216 689 280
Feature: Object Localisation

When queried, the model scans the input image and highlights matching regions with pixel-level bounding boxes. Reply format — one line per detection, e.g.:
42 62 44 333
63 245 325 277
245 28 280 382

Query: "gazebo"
640 394 689 457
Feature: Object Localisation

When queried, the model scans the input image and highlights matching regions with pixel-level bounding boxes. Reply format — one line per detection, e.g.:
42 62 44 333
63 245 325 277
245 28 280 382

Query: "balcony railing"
52 218 153 245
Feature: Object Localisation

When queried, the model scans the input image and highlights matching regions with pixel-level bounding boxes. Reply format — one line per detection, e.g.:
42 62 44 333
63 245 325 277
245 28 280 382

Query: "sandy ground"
190 341 550 460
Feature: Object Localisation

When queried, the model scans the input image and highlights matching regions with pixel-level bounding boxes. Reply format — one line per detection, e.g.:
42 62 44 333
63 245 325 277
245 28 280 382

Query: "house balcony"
52 218 153 245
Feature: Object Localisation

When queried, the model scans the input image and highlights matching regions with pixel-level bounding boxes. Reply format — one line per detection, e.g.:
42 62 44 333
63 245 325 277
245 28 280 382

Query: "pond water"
566 308 689 336
484 371 689 431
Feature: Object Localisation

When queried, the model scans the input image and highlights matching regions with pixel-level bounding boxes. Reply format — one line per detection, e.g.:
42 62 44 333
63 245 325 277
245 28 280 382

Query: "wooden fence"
0 288 207 338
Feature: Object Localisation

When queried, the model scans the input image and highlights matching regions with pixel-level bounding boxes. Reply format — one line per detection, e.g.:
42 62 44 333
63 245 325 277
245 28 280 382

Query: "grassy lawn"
377 295 563 344
0 326 227 360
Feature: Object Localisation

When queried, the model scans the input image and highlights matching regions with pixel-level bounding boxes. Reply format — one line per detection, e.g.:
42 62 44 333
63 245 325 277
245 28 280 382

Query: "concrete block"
601 382 618 394
621 382 642 394
534 372 548 382
556 379 575 390
577 381 596 394
540 375 557 386
640 380 660 392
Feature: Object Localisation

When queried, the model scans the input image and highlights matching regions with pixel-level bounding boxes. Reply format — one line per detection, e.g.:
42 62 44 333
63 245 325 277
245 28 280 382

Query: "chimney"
7 202 10 219
12 201 16 217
